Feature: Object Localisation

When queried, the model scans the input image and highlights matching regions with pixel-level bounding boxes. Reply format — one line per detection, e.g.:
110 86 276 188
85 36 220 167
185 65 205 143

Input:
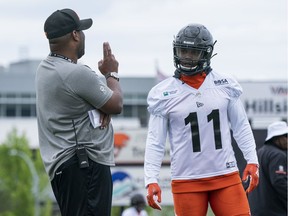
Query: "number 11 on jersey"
185 109 223 152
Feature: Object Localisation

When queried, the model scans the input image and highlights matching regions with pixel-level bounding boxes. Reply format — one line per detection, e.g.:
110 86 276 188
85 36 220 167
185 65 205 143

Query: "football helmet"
131 193 145 206
131 193 146 212
173 23 215 76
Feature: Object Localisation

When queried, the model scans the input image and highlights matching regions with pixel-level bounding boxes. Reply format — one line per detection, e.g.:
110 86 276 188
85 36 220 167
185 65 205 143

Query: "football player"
144 23 259 216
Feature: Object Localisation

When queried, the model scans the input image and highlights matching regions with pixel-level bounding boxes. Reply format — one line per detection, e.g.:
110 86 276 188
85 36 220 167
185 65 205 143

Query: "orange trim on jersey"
180 72 206 89
171 171 241 193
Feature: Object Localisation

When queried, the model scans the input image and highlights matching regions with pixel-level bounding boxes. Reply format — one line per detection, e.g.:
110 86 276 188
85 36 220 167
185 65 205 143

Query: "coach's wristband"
105 72 119 81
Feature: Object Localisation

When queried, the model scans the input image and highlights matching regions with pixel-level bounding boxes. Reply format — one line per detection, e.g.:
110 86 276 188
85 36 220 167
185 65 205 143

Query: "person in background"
144 23 259 216
35 8 122 216
122 193 148 216
249 121 288 216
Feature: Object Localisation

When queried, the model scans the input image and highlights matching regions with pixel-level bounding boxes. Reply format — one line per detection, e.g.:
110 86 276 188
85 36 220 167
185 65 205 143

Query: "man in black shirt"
249 121 287 216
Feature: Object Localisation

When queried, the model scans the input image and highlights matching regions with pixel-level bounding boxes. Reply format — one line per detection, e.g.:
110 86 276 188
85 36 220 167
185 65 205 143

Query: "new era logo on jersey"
163 90 177 96
214 79 229 86
196 102 204 108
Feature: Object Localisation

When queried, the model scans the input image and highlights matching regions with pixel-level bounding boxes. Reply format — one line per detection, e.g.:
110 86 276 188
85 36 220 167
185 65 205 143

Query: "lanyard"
49 53 76 64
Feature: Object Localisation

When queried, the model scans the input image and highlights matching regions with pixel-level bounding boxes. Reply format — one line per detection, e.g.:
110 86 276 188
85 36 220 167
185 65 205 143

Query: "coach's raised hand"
98 42 118 75
97 42 122 115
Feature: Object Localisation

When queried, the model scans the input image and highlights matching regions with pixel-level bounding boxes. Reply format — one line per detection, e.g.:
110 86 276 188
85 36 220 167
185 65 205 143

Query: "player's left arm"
228 98 259 193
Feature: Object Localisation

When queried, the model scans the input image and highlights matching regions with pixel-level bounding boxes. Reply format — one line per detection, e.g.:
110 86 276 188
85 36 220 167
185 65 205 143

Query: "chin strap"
173 69 181 79
173 67 212 79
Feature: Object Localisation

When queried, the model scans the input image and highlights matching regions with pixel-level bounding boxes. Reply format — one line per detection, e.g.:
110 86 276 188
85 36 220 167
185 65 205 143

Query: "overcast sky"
0 0 287 81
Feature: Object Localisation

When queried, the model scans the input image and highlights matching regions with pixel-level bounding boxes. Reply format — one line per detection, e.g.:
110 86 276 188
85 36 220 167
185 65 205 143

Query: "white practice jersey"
144 70 258 186
121 207 148 216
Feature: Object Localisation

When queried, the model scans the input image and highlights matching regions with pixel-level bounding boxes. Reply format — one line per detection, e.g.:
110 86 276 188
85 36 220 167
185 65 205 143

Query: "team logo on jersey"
214 79 229 86
275 165 287 175
226 161 236 168
196 102 204 108
163 90 177 96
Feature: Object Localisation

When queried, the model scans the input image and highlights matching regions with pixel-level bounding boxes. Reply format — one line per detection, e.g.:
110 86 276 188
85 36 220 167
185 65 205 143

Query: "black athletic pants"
51 155 113 216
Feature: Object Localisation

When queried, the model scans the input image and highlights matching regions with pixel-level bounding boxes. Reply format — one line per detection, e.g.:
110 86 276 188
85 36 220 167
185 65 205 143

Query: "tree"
0 128 52 216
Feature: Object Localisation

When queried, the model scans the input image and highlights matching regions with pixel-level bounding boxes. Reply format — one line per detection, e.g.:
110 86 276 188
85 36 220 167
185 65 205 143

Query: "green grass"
112 205 215 216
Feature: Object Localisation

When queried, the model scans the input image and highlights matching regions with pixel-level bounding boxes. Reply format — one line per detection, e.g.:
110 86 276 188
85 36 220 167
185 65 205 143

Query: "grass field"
113 205 215 215
146 206 215 216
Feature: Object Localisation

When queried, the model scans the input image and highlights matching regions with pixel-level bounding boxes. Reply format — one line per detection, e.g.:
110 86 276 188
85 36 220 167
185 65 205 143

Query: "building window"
6 93 16 98
21 104 31 117
6 105 16 117
123 105 132 117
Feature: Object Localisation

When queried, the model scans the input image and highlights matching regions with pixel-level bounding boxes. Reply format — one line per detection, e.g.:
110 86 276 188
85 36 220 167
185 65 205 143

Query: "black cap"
44 8 93 39
131 194 146 206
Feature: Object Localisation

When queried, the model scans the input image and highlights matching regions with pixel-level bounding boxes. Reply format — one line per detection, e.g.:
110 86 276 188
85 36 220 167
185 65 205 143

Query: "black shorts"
51 155 112 216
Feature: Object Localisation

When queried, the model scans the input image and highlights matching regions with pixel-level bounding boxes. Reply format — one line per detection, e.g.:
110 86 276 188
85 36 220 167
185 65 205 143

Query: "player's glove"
146 183 162 210
242 163 259 193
